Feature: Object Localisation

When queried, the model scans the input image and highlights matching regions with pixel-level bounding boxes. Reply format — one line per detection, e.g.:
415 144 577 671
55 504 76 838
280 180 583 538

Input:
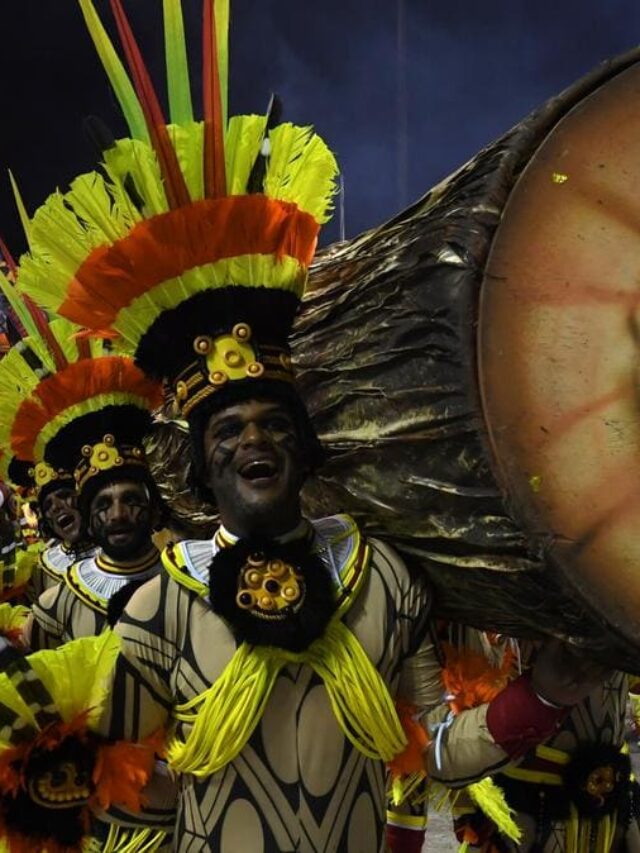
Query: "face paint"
88 480 155 561
203 399 306 538
41 487 83 545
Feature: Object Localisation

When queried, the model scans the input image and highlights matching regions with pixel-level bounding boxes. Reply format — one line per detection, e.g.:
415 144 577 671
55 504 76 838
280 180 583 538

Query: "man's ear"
85 508 96 540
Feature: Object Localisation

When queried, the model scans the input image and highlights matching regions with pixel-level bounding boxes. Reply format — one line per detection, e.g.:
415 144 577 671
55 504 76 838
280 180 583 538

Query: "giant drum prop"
294 47 640 671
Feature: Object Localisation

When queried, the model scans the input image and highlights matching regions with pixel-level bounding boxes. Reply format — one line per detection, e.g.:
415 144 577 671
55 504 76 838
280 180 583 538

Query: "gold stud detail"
269 559 286 577
97 450 109 462
82 445 92 457
248 553 265 567
246 361 265 378
279 352 293 371
209 370 228 387
245 570 262 588
194 335 212 355
282 585 299 602
232 323 251 342
224 349 243 368
104 434 115 446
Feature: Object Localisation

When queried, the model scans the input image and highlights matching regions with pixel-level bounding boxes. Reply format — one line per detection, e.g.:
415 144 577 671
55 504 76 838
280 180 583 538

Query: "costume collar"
40 542 97 580
66 548 161 614
163 514 369 617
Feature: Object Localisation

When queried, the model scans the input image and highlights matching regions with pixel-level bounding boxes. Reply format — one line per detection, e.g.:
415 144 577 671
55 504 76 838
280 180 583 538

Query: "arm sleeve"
30 584 68 650
422 671 566 787
94 574 179 832
393 572 565 786
99 574 175 741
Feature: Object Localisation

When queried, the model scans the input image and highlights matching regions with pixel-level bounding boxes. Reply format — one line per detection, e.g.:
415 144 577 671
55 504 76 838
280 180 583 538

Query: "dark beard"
97 528 153 562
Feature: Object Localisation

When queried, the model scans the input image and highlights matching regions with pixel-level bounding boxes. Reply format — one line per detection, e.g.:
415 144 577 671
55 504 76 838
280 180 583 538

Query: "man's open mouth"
107 527 135 540
56 512 76 531
238 458 279 482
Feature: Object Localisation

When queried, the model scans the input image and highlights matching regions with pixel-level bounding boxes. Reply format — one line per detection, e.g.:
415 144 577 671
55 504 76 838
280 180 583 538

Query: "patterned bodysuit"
30 547 162 648
101 515 515 853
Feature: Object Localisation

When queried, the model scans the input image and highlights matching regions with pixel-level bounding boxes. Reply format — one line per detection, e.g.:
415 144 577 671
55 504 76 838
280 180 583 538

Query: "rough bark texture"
148 47 640 671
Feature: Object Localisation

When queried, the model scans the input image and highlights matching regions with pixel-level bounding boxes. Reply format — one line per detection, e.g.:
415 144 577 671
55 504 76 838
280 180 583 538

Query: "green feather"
163 0 194 125
9 171 32 249
77 0 149 143
215 0 230 129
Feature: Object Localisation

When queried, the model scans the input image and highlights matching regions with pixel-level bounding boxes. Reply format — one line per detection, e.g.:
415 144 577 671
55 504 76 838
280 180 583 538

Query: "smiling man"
204 399 310 537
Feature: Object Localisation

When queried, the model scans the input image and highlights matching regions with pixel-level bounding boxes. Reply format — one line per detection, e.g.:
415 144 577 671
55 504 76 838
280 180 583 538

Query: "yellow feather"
225 114 265 195
467 778 522 843
27 631 121 728
8 170 33 249
67 173 134 244
264 123 339 223
168 122 205 201
103 139 169 217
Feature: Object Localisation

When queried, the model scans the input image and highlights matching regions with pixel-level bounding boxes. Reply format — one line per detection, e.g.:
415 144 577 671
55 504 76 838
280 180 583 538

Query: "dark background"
1 0 639 252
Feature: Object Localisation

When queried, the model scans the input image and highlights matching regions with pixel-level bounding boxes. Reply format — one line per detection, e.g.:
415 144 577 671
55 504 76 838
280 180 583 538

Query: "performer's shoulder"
334 518 433 603
33 574 72 620
161 537 213 598
40 542 71 575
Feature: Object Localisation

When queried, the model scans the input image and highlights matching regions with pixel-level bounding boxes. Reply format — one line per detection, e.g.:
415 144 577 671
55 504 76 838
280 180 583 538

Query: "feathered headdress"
0 261 162 507
0 632 160 853
17 0 338 427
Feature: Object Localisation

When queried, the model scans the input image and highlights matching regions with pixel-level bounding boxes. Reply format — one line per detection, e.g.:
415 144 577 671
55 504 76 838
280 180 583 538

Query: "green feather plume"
163 0 194 125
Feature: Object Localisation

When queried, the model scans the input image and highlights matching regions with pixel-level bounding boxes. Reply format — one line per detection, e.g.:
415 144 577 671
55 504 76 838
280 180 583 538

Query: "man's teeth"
244 461 276 479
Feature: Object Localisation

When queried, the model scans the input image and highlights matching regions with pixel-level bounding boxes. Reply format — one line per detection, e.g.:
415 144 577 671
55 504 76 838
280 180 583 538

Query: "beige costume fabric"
100 516 511 853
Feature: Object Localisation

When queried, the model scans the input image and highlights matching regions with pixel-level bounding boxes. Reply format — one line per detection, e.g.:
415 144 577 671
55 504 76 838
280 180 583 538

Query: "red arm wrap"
486 672 567 759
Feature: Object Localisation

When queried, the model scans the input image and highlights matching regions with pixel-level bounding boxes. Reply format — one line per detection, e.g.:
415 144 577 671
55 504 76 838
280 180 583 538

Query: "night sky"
1 0 640 252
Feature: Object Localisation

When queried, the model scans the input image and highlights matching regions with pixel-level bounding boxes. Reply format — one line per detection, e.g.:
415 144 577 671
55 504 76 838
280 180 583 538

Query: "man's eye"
213 423 241 442
265 417 293 433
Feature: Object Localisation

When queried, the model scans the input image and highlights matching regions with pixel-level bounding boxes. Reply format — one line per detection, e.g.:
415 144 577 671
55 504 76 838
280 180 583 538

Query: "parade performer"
442 631 640 853
27 356 164 648
0 480 32 606
12 1 607 849
0 267 164 647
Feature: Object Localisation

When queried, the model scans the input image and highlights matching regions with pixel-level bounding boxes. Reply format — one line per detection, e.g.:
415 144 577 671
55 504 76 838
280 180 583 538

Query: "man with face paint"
29 399 165 650
12 465 96 600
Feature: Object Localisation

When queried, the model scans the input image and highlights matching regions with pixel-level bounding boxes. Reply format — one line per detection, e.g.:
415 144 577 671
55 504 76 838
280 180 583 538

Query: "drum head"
480 62 640 644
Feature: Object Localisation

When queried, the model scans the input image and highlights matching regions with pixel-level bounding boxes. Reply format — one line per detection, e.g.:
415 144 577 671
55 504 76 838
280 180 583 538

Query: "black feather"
209 537 335 653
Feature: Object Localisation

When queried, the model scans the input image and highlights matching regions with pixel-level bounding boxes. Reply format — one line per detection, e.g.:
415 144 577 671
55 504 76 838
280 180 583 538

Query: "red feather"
110 0 191 210
202 0 227 198
0 236 68 371
0 236 17 276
